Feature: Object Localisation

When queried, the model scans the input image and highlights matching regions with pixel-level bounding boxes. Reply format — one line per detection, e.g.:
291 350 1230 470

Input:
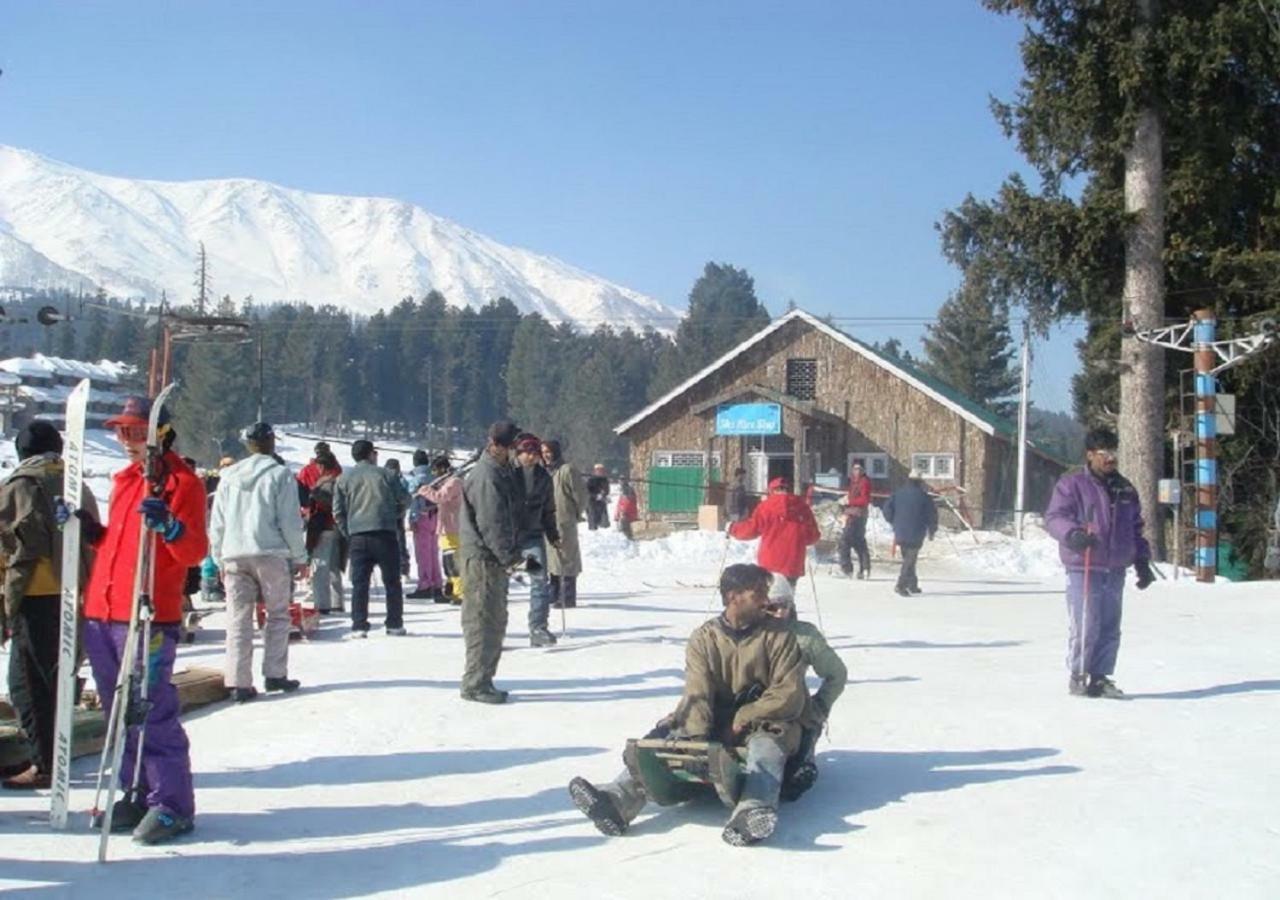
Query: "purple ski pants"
84 619 195 819
413 514 443 591
1064 567 1125 677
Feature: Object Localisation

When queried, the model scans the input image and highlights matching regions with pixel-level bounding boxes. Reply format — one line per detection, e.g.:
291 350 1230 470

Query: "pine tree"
938 1 1280 561
921 289 1019 418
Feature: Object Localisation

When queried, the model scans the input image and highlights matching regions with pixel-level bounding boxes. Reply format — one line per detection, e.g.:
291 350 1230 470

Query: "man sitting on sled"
568 563 813 847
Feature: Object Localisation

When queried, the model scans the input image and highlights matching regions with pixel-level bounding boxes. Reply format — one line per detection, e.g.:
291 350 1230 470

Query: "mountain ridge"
0 144 678 331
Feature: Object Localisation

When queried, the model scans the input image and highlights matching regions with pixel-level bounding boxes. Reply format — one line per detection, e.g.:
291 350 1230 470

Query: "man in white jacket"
209 422 308 702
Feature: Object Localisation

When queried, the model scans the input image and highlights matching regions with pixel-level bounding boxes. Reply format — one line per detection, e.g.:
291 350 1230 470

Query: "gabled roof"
615 308 1015 438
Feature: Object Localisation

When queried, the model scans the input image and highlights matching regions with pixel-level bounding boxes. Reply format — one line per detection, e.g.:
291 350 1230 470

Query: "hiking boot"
722 805 778 846
92 796 147 832
568 777 628 836
405 588 433 600
233 687 259 704
894 586 910 597
780 761 819 802
265 677 300 693
1 764 50 791
385 626 408 636
908 586 923 594
347 629 369 640
431 589 449 604
1087 675 1125 699
856 570 867 580
132 805 194 845
1068 674 1089 697
530 627 558 647
461 687 509 705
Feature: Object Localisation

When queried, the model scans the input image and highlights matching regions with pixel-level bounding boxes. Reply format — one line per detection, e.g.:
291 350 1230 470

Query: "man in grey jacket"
334 439 410 637
459 420 523 703
209 422 308 702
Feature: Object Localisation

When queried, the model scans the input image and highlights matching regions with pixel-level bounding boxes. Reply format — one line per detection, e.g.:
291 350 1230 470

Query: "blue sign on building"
715 402 782 436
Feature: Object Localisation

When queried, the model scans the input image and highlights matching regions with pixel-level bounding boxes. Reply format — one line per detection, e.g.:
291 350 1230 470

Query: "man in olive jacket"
0 421 98 789
459 420 524 704
569 563 807 846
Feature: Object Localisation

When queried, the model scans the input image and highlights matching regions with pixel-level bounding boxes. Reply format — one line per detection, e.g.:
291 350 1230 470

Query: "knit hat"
15 420 62 460
514 433 542 455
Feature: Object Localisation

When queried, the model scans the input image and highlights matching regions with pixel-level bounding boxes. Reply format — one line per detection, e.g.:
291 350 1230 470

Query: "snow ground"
1 434 1277 898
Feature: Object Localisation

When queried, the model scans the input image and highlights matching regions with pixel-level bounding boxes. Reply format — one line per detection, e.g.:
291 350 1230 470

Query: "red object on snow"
616 494 638 523
728 491 822 579
256 602 320 637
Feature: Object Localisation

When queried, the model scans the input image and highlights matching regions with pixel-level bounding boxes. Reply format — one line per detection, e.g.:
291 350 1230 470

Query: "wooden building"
614 309 1066 528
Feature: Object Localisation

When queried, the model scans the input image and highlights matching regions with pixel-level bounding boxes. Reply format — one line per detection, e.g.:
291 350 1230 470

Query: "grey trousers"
604 732 788 826
460 555 509 694
224 555 294 689
1065 567 1125 676
310 529 345 612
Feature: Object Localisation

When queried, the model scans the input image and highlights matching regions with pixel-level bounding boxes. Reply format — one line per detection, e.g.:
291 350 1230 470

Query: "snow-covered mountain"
0 145 678 331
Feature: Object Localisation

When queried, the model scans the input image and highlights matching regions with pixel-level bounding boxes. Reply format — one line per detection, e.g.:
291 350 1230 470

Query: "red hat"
106 394 170 428
768 476 791 491
515 433 542 454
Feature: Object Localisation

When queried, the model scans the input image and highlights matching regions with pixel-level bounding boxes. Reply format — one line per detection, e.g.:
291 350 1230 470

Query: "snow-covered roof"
0 353 136 384
615 308 1010 438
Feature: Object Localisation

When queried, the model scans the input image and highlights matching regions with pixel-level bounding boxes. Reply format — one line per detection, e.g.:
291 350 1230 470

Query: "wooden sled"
623 738 748 809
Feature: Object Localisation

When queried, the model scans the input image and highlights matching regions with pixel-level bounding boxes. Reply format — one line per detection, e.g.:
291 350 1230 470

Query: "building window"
652 450 722 468
847 452 890 480
785 358 817 400
911 453 956 480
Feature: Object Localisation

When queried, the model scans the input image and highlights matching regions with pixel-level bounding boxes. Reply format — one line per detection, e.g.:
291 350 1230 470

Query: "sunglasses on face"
1090 449 1118 460
115 424 148 443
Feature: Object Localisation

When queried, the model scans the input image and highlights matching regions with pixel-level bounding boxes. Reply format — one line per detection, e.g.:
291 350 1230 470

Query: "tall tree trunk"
1119 0 1165 557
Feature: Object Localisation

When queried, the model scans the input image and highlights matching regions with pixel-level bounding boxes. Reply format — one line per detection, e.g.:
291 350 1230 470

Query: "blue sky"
1 0 1083 412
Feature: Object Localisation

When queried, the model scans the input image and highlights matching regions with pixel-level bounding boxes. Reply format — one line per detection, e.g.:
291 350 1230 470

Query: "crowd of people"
0 399 1155 849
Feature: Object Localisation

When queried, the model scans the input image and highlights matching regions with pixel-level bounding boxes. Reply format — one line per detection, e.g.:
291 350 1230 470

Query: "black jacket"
515 463 560 545
883 482 938 548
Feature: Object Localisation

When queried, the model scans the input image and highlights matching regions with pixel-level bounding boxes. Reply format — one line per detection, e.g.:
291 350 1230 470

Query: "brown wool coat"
546 463 587 577
674 616 808 755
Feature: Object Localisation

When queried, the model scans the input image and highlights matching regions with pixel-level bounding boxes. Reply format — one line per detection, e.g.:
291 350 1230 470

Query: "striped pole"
1192 309 1217 583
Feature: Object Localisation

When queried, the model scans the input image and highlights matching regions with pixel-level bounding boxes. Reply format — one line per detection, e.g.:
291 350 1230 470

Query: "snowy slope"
2 436 1276 898
0 145 678 332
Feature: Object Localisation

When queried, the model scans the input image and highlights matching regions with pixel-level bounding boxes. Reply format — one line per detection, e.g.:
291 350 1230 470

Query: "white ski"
50 378 89 830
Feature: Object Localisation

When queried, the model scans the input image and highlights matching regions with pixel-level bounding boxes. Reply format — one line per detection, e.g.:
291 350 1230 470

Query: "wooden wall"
623 318 1063 526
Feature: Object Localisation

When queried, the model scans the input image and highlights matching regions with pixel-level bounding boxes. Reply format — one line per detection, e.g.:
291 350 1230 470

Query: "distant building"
614 309 1066 528
0 353 139 432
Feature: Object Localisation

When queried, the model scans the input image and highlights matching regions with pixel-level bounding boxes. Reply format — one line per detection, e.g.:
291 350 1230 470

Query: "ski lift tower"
1125 309 1278 582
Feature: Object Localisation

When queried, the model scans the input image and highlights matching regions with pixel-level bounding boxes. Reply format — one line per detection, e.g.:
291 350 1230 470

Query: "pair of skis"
46 380 176 864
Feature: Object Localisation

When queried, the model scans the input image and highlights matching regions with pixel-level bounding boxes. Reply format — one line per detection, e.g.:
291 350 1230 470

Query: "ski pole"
1077 509 1095 683
806 559 826 634
707 526 733 613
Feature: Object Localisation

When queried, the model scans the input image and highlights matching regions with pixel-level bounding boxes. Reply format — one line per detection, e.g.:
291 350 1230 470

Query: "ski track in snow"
0 432 1277 897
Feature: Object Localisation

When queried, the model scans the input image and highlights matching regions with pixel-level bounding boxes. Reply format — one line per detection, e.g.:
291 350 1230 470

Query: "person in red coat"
838 463 873 579
728 477 821 586
78 395 208 844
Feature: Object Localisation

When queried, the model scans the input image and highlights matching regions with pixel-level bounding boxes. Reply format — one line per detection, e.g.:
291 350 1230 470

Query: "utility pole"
1014 318 1032 539
1125 311 1278 582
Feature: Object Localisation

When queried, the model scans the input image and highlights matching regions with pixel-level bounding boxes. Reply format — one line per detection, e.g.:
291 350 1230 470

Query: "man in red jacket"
78 395 207 845
838 463 872 579
728 477 821 586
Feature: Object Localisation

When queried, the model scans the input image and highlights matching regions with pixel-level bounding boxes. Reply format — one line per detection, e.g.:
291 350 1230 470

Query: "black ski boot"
722 805 777 846
265 677 301 693
92 796 146 833
461 686 509 704
568 777 627 836
780 762 819 802
233 686 259 703
530 627 558 647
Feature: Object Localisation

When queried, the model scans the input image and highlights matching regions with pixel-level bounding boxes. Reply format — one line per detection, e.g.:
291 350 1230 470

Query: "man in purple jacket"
1044 427 1155 699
